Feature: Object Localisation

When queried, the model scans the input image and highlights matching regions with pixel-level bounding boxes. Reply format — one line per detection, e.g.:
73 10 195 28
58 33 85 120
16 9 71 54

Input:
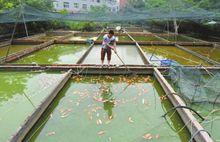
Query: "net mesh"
0 2 219 24
168 65 220 104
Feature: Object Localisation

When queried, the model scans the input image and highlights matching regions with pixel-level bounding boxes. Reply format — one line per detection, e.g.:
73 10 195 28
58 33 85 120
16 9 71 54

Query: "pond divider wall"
0 40 11 48
125 31 150 65
6 40 54 63
10 70 72 142
154 68 213 142
76 29 105 64
0 65 219 74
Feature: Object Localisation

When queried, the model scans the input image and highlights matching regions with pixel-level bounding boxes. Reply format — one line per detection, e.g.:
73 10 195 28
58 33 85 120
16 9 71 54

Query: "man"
101 30 117 66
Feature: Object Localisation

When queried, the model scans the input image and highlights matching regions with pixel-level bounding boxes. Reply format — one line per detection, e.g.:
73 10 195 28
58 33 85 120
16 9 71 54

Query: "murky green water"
133 36 162 41
0 45 33 58
83 45 144 65
185 46 220 62
26 75 190 142
141 46 210 66
160 35 195 42
32 35 62 41
97 35 131 41
0 71 65 142
15 44 88 64
68 36 97 41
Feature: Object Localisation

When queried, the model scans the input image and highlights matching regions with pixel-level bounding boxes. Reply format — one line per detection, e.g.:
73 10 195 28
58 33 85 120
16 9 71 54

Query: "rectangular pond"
83 45 145 65
97 35 131 41
14 44 88 64
30 35 62 41
184 46 220 62
0 71 66 142
141 46 210 66
67 35 98 41
0 45 33 58
25 75 190 142
160 35 195 42
132 36 162 41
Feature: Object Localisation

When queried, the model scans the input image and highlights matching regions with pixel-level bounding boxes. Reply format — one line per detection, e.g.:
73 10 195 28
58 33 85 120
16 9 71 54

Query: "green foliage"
0 0 53 11
61 21 105 31
90 5 109 15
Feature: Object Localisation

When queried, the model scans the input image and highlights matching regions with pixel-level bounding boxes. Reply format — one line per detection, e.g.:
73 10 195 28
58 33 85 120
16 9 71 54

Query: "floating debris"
46 131 56 136
128 117 134 123
97 131 105 135
60 108 72 118
143 133 153 140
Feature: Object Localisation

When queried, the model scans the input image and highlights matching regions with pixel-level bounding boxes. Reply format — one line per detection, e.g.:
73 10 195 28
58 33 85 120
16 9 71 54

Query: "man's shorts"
101 47 112 61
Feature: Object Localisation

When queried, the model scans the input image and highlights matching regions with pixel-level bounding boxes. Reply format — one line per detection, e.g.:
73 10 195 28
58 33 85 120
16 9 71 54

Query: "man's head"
108 30 114 38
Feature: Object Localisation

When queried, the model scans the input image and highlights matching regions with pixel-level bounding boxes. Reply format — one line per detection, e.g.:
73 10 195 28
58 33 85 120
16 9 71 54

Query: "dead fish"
46 131 55 136
128 117 134 123
143 133 153 140
155 134 160 139
97 131 105 135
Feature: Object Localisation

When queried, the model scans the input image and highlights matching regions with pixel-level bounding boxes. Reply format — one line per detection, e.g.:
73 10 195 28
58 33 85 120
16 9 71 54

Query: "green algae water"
185 46 220 62
68 36 97 41
0 71 66 142
160 35 195 42
133 36 162 41
118 36 132 41
26 75 190 142
97 35 131 41
141 46 210 66
83 45 144 65
31 35 62 41
0 45 33 58
15 44 88 64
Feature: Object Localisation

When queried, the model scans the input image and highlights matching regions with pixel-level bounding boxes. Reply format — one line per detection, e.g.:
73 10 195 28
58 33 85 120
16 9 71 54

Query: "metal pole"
4 19 18 62
22 12 29 37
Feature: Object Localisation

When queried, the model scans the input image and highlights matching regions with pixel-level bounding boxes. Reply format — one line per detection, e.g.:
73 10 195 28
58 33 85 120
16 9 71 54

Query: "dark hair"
109 30 114 35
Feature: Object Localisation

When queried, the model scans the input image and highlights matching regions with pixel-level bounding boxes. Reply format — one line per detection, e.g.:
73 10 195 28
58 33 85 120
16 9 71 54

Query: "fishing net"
168 65 220 104
0 1 220 24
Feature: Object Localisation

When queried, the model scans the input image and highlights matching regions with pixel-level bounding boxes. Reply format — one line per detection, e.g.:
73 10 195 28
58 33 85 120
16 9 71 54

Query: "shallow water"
160 35 195 42
31 35 62 41
185 46 220 62
83 45 145 65
0 45 33 58
68 36 97 41
15 44 88 64
141 46 210 66
97 35 131 41
0 71 65 142
26 76 190 142
133 36 162 41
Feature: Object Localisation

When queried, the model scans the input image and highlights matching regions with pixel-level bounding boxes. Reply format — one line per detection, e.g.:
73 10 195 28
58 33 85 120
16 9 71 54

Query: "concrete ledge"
76 29 104 64
10 70 72 142
126 31 150 65
5 40 54 63
0 64 219 74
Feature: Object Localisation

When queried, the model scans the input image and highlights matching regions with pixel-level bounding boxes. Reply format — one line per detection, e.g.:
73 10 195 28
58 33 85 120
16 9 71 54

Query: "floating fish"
128 117 134 123
143 133 153 140
97 131 105 135
46 131 55 136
